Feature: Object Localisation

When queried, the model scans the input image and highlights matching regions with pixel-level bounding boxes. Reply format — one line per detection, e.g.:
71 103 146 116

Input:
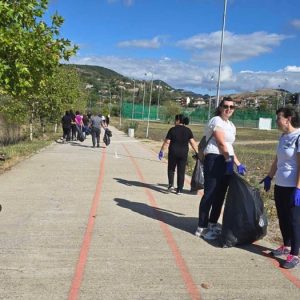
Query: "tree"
162 100 181 123
0 0 78 97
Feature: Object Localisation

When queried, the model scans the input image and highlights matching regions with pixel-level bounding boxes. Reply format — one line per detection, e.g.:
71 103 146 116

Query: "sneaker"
201 223 221 240
208 222 222 235
167 185 175 191
282 255 300 269
176 188 182 195
271 245 290 256
195 226 205 237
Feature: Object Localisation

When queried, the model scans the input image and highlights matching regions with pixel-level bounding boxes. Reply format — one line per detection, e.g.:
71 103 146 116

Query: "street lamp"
208 75 214 120
156 80 161 120
283 77 288 107
131 79 135 120
216 0 228 107
146 72 154 138
119 88 123 126
142 79 146 120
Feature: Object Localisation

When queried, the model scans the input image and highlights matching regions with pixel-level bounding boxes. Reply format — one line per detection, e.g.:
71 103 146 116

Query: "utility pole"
216 0 228 107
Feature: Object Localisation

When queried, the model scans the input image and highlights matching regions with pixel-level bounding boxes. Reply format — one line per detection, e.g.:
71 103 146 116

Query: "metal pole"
157 80 161 120
131 79 135 120
109 87 112 115
119 88 123 126
146 73 153 138
216 0 227 107
142 81 146 120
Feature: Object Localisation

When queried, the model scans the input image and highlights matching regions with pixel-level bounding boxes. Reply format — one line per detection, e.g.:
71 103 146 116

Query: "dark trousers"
198 154 231 227
91 127 100 146
62 127 71 141
71 124 77 140
168 150 187 191
274 185 300 256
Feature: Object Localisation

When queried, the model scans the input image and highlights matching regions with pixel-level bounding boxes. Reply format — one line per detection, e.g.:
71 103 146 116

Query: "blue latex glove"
158 150 164 160
225 158 234 175
237 164 247 176
293 188 300 206
259 176 272 192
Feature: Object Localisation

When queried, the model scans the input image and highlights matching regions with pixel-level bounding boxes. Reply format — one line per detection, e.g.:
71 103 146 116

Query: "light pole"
109 86 112 116
119 88 123 126
131 79 135 120
208 75 214 120
216 0 228 107
146 72 154 138
283 77 288 107
142 80 146 120
156 80 161 120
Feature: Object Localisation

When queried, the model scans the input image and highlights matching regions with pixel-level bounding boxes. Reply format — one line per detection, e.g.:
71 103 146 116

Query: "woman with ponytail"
159 114 198 194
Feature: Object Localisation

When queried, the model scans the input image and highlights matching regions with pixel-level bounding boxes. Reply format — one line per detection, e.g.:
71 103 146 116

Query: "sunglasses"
222 105 235 110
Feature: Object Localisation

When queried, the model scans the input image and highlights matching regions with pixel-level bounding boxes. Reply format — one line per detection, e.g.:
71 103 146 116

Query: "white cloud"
176 31 290 65
284 65 300 72
117 36 161 48
68 55 300 93
291 19 300 29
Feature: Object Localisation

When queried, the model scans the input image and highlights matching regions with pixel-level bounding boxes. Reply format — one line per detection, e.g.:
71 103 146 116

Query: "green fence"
121 102 277 129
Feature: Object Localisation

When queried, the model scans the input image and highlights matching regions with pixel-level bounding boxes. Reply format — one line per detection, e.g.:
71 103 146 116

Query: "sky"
47 0 300 95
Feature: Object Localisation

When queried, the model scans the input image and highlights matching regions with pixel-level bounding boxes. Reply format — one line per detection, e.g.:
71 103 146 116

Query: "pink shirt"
75 115 83 126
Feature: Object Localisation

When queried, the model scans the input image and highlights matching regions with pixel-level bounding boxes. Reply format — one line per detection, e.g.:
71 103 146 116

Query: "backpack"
197 134 213 162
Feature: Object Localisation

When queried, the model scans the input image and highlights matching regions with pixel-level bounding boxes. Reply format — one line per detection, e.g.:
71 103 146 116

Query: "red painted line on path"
123 144 201 300
68 149 106 300
257 246 300 288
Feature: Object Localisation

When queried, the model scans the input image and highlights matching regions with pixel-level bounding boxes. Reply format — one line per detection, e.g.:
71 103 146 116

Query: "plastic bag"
190 159 204 192
220 173 268 247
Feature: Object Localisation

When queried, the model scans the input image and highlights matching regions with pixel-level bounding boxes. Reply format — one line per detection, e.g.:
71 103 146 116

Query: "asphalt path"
0 127 299 300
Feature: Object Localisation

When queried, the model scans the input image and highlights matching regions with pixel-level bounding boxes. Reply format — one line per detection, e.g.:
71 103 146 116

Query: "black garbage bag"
76 126 85 142
220 173 268 247
190 158 204 192
103 128 112 146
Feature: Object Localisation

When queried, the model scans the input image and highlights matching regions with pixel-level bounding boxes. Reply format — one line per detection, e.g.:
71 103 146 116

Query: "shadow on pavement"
114 198 198 235
114 178 169 194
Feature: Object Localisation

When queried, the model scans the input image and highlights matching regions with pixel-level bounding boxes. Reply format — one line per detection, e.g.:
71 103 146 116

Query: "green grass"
0 133 60 173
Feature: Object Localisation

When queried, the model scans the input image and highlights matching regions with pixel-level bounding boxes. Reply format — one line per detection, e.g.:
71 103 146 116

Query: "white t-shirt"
204 116 236 156
275 129 300 187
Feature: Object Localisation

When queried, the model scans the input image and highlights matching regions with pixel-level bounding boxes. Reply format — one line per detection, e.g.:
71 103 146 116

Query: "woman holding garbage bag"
158 114 198 195
260 107 300 269
195 97 247 240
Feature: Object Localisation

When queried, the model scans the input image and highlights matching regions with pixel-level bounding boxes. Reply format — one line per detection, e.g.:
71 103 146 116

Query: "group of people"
158 97 300 269
61 110 109 148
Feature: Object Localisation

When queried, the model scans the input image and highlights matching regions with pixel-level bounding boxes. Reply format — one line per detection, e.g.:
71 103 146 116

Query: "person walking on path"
260 107 300 269
61 110 72 143
70 109 77 141
90 113 106 148
195 97 246 240
158 114 198 195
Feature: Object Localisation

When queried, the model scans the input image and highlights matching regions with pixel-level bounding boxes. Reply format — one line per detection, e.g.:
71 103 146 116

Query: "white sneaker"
195 226 205 237
201 223 222 240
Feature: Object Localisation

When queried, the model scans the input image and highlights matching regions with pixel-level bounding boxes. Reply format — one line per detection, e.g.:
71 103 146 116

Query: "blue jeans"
198 154 231 227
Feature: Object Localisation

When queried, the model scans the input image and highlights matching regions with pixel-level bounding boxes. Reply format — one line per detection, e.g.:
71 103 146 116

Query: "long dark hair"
175 114 189 125
276 107 300 128
214 96 234 116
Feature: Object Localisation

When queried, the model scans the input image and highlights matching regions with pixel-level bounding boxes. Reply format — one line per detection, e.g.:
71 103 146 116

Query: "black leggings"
274 185 300 256
167 150 187 190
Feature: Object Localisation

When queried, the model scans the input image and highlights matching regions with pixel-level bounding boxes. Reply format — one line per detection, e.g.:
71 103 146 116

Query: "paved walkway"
0 127 299 300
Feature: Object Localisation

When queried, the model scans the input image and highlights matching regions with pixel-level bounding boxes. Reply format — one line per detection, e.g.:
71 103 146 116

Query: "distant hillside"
65 63 203 100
